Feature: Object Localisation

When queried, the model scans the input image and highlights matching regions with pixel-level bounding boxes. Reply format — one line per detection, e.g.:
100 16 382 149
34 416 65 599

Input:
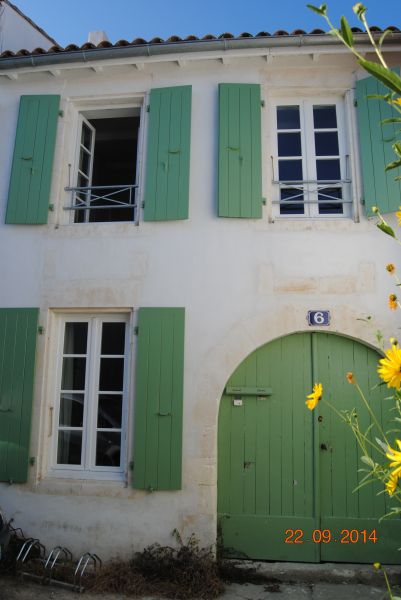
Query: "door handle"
320 443 328 451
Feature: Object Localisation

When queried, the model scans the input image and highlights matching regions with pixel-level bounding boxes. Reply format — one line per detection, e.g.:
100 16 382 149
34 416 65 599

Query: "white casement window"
66 105 143 223
51 314 130 479
271 98 352 218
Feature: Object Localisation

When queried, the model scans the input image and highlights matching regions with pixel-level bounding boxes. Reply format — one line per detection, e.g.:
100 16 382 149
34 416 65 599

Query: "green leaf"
377 221 395 237
340 16 354 47
376 438 389 453
361 455 375 467
306 3 327 15
359 59 401 95
366 93 393 101
393 142 401 157
381 117 401 125
385 159 401 172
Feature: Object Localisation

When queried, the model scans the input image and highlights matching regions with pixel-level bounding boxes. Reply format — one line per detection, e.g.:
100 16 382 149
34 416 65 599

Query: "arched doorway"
218 332 400 563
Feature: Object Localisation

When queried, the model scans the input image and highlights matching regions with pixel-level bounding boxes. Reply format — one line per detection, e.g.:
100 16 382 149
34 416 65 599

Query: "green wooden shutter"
356 70 401 215
133 308 185 490
6 95 60 225
218 83 262 218
0 308 39 483
144 87 191 221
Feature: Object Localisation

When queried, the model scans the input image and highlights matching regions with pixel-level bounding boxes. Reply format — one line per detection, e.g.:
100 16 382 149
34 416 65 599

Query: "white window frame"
64 96 147 225
50 313 131 481
270 96 352 219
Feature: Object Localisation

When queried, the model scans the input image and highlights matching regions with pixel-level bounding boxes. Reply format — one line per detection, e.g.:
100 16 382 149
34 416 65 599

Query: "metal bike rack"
74 552 102 592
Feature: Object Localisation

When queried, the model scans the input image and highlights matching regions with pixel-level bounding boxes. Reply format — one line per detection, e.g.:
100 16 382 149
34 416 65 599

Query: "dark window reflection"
97 394 123 428
278 132 302 157
57 431 82 465
316 159 341 180
313 105 337 129
101 323 126 355
318 187 343 215
280 187 304 215
59 393 84 427
96 432 121 467
277 106 300 129
314 132 339 156
63 323 88 355
61 357 86 390
99 358 124 391
278 159 303 181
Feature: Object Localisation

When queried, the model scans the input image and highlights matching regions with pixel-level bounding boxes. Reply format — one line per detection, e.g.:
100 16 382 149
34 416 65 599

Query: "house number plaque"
307 310 330 326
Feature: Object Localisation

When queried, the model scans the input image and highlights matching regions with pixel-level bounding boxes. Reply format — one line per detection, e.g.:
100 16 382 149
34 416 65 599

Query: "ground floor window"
52 314 130 479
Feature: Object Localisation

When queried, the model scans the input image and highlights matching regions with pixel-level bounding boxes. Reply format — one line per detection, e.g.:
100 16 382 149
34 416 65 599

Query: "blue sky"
13 0 400 46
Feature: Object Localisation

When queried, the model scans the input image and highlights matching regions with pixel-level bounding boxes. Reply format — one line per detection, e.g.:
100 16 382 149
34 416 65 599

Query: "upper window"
52 314 130 479
66 108 141 223
272 99 351 218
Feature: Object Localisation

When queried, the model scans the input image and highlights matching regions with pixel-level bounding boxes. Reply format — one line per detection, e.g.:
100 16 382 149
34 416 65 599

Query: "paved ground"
1 563 400 600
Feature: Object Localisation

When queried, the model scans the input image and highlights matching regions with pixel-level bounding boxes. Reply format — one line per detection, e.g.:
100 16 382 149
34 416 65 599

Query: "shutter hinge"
29 457 35 466
58 110 64 117
146 105 150 112
134 326 139 335
354 99 358 107
261 99 265 107
48 204 54 212
129 461 134 471
262 197 267 206
141 201 145 209
38 326 45 335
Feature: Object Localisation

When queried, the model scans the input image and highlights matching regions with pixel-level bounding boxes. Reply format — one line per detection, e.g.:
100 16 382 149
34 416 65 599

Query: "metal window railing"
271 179 352 213
64 184 138 223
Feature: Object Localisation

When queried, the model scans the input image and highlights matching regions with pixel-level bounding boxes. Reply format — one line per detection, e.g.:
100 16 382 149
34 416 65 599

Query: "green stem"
355 382 389 445
360 13 388 69
382 567 394 600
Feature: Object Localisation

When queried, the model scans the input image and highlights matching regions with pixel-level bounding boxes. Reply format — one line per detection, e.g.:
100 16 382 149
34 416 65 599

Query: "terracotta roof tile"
1 26 400 61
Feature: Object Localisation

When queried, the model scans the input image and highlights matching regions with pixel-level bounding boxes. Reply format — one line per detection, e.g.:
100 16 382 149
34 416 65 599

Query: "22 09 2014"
284 529 378 544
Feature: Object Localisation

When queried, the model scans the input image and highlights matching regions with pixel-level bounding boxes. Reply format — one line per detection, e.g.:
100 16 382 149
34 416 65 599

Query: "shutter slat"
356 71 401 214
6 95 60 225
0 308 38 483
133 308 185 490
218 83 262 218
144 87 192 221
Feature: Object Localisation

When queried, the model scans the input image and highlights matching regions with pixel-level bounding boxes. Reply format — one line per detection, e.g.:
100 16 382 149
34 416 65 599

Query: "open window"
66 108 141 223
271 99 352 218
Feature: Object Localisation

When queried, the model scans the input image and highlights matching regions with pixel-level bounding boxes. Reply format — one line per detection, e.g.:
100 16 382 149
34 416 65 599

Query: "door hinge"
262 197 267 206
59 110 64 117
134 326 139 335
38 326 45 335
129 461 134 471
48 204 54 211
354 99 358 107
146 105 150 112
29 457 36 466
261 99 265 107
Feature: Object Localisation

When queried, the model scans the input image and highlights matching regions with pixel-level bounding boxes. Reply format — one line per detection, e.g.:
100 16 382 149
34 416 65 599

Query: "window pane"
318 187 343 215
277 106 300 129
96 432 121 467
314 132 339 156
57 431 82 465
81 123 92 150
97 394 122 428
313 105 337 129
316 159 341 180
59 393 84 427
278 159 303 181
280 187 304 215
101 323 126 355
278 132 301 157
63 323 88 354
61 357 86 390
99 358 124 391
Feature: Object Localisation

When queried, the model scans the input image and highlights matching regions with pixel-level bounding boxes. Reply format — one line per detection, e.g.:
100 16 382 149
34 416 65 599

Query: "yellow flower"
386 472 399 496
373 562 381 570
378 346 401 390
386 263 395 273
346 372 355 384
386 440 401 477
394 98 401 106
388 294 398 310
305 383 323 410
397 207 401 227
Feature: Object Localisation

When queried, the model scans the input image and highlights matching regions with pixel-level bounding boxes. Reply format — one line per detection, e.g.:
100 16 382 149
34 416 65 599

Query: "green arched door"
218 332 400 563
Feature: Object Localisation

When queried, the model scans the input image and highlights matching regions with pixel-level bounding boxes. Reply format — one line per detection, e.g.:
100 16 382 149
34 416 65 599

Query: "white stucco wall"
0 1 54 53
0 46 400 559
